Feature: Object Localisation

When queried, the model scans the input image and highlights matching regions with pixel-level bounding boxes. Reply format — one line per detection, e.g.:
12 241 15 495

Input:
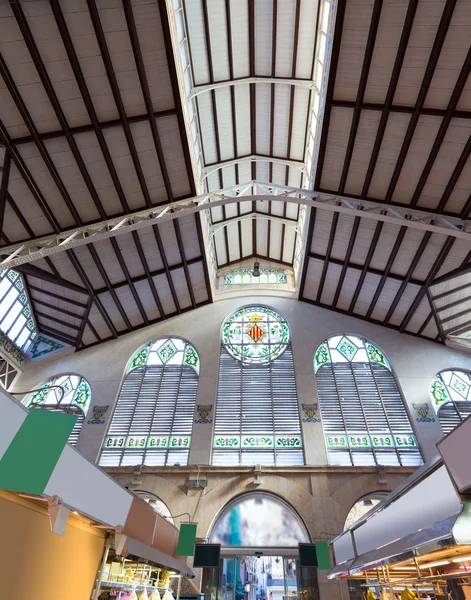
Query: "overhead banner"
0 409 77 495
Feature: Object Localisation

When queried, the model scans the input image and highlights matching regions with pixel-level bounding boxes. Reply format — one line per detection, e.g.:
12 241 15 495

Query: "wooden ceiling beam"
18 263 88 295
35 310 82 332
158 0 197 196
109 237 149 325
383 0 457 204
122 0 173 202
75 297 94 349
11 111 176 146
313 0 346 190
316 212 339 304
331 100 471 120
361 0 419 198
399 236 455 332
348 221 383 314
308 250 424 288
332 216 361 308
365 226 407 318
410 44 471 208
27 284 89 308
66 249 119 338
38 325 78 347
339 0 383 195
383 231 432 323
0 150 11 237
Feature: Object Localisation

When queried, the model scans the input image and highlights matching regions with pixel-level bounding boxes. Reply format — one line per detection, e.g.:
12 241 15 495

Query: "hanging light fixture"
252 261 261 277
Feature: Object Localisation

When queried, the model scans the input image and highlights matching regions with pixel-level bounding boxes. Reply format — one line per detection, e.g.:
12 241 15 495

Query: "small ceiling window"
224 268 288 285
0 269 37 353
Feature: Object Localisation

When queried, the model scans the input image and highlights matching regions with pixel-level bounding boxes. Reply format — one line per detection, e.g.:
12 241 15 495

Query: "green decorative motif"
157 339 178 363
170 435 191 448
348 435 370 448
19 293 27 305
128 345 149 372
430 375 450 409
73 379 91 412
148 436 169 448
394 434 417 447
184 344 199 372
314 343 330 371
338 337 357 361
126 436 147 448
104 436 125 448
222 306 290 364
326 435 348 448
242 435 274 448
28 381 52 406
371 434 394 447
366 342 389 369
450 373 469 398
0 332 25 366
214 436 240 448
275 435 302 448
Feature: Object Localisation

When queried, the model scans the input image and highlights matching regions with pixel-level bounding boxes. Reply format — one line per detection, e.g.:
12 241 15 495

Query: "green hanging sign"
0 409 77 496
177 523 197 557
314 541 331 570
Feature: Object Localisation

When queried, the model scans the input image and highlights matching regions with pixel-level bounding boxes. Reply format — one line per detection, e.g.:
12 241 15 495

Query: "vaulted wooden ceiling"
0 0 211 349
1 0 471 351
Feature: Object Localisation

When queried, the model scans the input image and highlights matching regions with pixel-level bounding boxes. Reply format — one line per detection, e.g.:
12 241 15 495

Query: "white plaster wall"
13 297 471 463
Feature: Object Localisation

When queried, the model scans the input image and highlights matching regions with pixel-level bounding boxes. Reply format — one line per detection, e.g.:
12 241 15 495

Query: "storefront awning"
123 537 195 578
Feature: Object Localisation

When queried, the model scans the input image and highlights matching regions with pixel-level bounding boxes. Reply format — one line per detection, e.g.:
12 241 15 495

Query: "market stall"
328 417 471 600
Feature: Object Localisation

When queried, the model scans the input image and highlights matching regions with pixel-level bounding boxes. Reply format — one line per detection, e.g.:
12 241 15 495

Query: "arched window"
24 374 91 446
314 335 422 467
213 306 303 466
430 370 471 434
99 337 199 468
209 492 310 547
133 490 174 525
344 492 389 531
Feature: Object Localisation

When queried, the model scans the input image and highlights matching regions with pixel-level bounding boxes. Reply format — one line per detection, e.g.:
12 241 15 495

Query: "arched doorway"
202 493 316 600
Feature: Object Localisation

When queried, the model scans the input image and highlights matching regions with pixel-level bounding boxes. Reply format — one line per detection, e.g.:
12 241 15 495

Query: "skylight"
0 269 37 353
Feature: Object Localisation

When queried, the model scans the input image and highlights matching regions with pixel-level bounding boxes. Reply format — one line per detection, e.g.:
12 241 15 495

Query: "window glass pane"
0 287 18 321
9 314 26 342
209 493 310 547
0 300 22 332
15 328 30 349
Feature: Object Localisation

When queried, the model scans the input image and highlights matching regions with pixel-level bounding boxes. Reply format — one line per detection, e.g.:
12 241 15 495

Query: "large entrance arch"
209 492 310 550
202 493 317 600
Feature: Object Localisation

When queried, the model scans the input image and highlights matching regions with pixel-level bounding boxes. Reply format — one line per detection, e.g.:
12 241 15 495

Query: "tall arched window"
430 370 471 434
213 306 303 466
314 335 422 467
24 374 91 446
344 492 389 531
99 337 199 467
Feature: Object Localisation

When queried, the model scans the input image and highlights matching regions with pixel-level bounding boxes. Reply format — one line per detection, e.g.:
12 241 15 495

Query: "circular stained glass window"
222 306 290 364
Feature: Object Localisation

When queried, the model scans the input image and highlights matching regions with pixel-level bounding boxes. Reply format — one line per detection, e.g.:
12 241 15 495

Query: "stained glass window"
222 306 290 364
0 269 37 361
224 268 288 285
315 336 422 468
431 370 471 434
214 306 303 466
99 337 199 468
24 374 91 446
